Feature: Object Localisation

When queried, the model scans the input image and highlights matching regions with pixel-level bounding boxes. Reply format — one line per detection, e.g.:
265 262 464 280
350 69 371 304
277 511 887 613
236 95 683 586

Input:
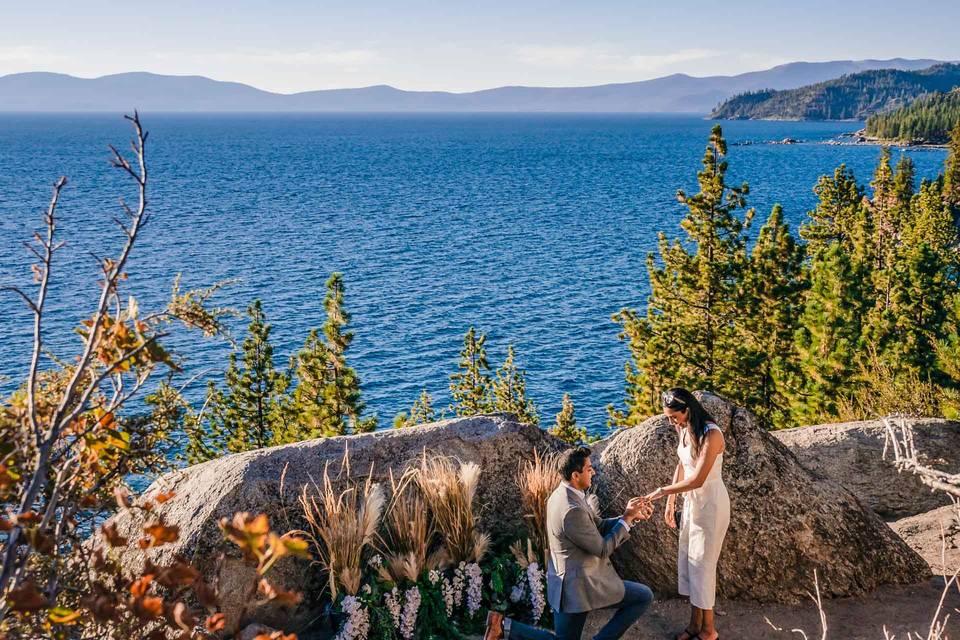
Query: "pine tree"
393 389 436 428
883 243 952 378
491 344 539 425
312 273 377 436
790 244 871 425
282 328 329 442
736 205 807 429
869 148 899 310
611 125 754 425
893 153 916 210
187 300 291 462
944 121 960 213
550 393 586 445
799 164 864 256
867 175 958 383
449 327 493 416
904 179 954 253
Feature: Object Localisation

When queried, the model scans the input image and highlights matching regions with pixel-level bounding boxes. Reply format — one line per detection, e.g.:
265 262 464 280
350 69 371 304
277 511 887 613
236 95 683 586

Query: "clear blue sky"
2 0 957 93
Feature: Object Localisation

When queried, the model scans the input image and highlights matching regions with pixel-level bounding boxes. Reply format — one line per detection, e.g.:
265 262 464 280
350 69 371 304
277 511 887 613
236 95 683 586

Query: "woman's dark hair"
661 387 715 457
557 446 592 481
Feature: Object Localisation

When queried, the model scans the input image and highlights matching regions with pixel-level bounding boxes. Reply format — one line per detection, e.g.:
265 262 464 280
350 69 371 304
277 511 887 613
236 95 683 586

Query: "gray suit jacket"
545 484 630 614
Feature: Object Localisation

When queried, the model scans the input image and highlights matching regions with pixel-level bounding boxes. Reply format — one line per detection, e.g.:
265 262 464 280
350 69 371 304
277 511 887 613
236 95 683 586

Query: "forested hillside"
865 89 960 143
711 63 960 120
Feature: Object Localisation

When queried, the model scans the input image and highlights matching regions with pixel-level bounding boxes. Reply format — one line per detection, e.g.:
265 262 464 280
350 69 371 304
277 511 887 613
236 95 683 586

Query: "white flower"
335 595 370 640
526 562 546 623
429 569 441 584
399 586 421 640
362 584 372 595
441 576 456 617
510 583 526 603
452 565 466 607
465 562 484 617
384 586 402 629
367 554 383 568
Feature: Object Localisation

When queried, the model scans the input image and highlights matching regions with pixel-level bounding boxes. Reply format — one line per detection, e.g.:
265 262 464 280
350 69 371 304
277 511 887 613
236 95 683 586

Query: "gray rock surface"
774 418 960 519
891 505 960 576
98 414 562 634
595 392 930 603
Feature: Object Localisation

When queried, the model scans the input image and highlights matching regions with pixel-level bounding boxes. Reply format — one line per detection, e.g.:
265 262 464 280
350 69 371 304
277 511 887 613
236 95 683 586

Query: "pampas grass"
516 449 561 567
379 468 433 582
416 453 490 567
300 454 385 598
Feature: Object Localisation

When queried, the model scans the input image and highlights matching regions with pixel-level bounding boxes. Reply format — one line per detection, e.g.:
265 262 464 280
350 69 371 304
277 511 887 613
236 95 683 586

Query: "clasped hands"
623 496 655 524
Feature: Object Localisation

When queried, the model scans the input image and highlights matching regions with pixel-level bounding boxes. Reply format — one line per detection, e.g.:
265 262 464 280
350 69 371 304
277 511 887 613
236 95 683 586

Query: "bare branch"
0 286 39 313
27 176 68 444
882 415 960 498
0 115 149 596
111 216 131 236
21 241 44 261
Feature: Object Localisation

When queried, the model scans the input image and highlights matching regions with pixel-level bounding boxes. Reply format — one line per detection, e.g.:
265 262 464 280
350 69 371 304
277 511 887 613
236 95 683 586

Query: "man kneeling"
485 446 654 640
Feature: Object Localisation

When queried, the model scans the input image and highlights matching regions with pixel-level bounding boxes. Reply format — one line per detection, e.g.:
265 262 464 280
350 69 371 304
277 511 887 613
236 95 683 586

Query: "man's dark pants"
507 581 654 640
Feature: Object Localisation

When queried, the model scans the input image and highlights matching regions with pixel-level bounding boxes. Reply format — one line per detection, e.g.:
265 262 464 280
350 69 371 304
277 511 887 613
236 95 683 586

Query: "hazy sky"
2 1 958 93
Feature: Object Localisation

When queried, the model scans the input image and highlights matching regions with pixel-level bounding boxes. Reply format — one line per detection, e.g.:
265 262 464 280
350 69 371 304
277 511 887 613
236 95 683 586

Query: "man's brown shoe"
484 610 505 640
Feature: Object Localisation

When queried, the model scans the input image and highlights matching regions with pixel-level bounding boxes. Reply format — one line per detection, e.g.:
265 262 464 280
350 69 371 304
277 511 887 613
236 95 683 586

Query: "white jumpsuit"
676 422 730 610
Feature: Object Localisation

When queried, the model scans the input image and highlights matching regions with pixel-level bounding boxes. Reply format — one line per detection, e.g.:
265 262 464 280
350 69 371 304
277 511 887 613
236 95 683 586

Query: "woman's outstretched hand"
664 499 678 529
644 487 666 502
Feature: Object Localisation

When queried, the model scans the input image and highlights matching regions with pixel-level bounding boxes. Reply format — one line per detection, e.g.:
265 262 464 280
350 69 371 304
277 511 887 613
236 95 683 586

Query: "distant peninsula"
864 89 960 144
710 63 960 121
0 58 946 113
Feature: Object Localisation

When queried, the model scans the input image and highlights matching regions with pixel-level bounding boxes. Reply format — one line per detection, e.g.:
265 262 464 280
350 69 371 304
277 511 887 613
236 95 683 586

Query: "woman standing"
645 388 730 640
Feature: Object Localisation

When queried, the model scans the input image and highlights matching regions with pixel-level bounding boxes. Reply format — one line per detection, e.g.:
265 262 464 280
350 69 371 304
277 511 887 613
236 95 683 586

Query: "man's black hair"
557 446 592 481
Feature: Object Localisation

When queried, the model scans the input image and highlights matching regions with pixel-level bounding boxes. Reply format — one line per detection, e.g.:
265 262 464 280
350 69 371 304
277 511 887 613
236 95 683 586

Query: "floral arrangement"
297 449 558 640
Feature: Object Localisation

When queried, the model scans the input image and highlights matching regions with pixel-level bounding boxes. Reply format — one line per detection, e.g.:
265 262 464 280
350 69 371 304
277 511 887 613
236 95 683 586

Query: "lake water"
0 114 950 437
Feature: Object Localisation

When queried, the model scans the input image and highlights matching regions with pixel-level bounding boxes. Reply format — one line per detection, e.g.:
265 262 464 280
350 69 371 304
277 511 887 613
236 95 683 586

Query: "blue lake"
0 114 950 437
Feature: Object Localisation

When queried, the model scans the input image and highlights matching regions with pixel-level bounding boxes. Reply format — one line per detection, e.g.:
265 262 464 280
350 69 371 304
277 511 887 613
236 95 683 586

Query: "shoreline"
835 128 950 149
732 129 949 150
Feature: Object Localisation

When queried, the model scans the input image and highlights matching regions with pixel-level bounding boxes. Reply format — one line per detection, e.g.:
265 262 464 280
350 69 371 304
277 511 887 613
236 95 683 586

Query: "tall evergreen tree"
187 300 291 462
491 344 539 425
893 153 916 209
736 205 807 429
944 121 960 213
393 389 436 429
611 125 754 425
281 328 329 441
867 175 958 382
449 327 493 416
891 153 917 239
312 273 376 436
799 165 864 256
904 179 954 253
883 243 952 378
790 244 871 425
550 393 586 445
869 148 899 310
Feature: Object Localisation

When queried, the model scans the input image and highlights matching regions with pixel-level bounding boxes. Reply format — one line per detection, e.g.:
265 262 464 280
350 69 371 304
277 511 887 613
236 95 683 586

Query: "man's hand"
624 496 653 523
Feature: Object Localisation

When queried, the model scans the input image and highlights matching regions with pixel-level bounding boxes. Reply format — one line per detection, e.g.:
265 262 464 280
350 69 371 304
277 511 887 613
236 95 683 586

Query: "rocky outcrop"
101 398 937 629
595 392 930 603
98 414 563 633
891 505 960 576
774 418 960 519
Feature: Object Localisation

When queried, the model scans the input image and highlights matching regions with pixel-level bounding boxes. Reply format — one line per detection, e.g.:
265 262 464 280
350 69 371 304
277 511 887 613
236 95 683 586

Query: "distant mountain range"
710 63 960 120
0 58 947 113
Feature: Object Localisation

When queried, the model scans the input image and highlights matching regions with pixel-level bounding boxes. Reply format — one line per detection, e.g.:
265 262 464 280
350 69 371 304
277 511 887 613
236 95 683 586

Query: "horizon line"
1 57 952 96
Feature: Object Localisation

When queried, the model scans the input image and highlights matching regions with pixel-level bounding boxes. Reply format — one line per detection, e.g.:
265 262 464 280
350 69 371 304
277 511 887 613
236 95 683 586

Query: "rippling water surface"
0 114 949 436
